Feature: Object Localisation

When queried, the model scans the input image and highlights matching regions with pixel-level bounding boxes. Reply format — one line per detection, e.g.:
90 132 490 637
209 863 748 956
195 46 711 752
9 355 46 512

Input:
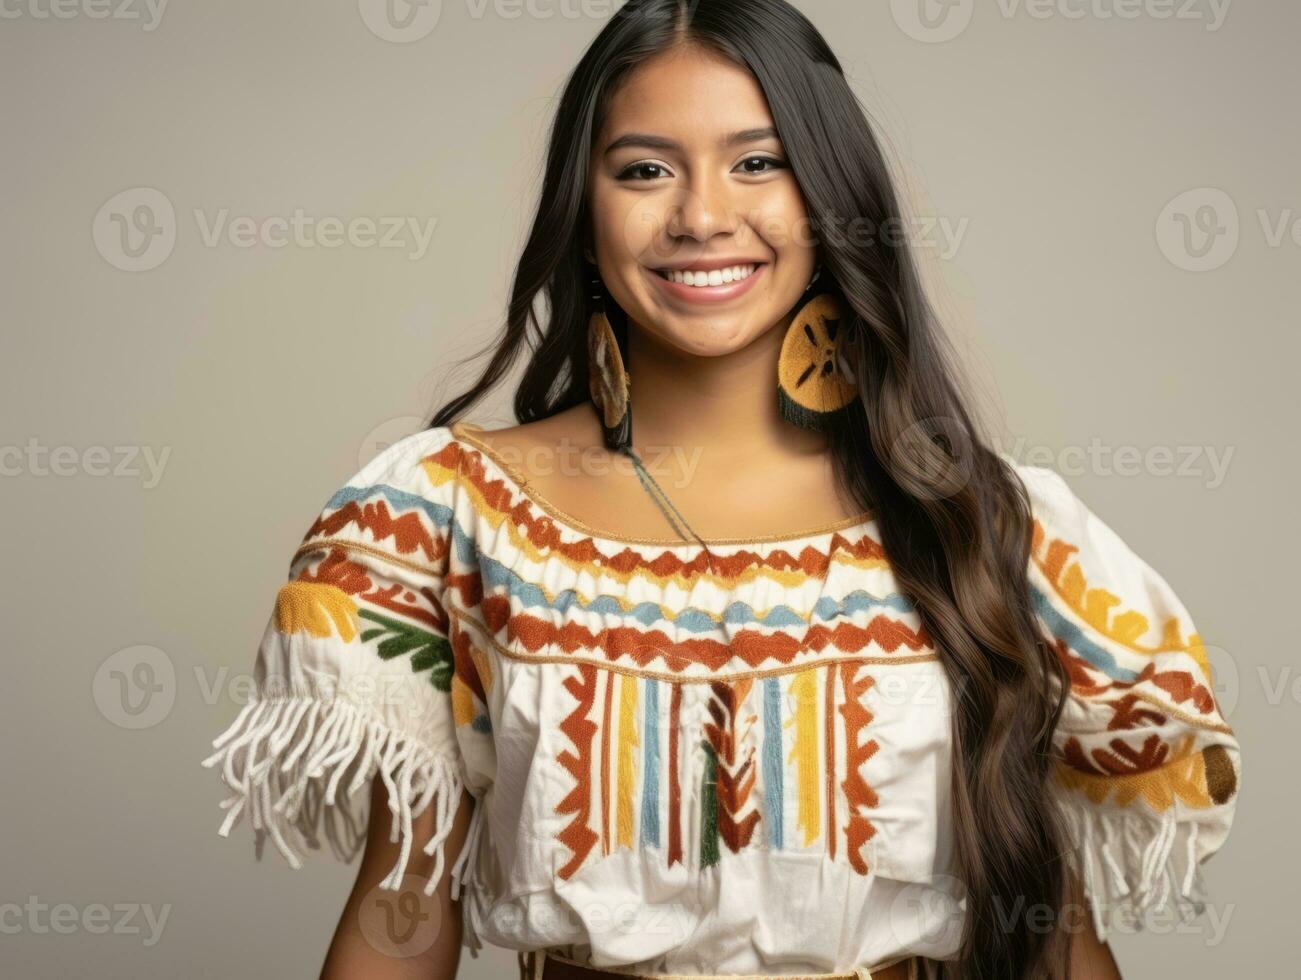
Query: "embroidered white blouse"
201 421 1241 976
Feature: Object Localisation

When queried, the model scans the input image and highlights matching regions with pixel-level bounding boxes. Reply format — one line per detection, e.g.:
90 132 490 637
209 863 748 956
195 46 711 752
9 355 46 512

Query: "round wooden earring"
777 291 858 429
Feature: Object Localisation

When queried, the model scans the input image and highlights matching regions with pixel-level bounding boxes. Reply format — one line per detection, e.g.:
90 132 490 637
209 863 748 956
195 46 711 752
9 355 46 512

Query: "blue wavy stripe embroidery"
641 678 661 848
476 552 915 634
1031 584 1139 683
323 480 460 540
762 676 784 849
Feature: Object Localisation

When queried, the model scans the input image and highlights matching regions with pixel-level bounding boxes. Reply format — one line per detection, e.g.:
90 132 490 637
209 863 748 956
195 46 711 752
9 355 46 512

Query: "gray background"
1 0 1291 976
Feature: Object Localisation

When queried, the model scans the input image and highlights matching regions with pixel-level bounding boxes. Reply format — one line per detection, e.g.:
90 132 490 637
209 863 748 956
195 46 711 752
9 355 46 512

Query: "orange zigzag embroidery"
305 498 444 563
555 663 599 879
838 662 880 874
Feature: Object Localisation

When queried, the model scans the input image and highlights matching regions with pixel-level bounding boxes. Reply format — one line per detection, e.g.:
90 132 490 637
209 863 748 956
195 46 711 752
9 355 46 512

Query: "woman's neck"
621 308 828 463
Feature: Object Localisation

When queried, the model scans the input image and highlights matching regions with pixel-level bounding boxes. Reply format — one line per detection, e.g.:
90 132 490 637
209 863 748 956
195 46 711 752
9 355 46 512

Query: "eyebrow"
603 126 780 156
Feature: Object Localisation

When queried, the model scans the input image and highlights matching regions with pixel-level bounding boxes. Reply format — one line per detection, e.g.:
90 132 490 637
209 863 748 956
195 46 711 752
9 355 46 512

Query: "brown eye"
736 156 786 174
617 162 671 181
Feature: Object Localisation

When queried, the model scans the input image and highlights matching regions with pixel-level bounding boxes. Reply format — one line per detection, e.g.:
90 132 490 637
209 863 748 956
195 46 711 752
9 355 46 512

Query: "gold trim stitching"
292 537 435 575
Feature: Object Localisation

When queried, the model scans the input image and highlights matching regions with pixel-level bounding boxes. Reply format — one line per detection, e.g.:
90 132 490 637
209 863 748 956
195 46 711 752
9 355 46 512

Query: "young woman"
201 1 1241 977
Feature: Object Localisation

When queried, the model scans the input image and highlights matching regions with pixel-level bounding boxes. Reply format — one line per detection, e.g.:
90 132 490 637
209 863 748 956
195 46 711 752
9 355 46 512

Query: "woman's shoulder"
997 450 1178 616
346 414 595 528
998 449 1225 729
996 451 1081 529
358 423 459 479
997 451 1139 569
449 405 601 462
334 424 474 513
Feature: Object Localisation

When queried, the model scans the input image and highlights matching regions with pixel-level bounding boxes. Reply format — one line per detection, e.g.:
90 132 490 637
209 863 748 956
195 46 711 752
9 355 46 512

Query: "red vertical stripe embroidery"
668 681 683 866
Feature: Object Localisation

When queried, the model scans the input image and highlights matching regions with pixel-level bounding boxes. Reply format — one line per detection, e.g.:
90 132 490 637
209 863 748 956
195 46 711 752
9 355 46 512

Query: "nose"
665 172 739 243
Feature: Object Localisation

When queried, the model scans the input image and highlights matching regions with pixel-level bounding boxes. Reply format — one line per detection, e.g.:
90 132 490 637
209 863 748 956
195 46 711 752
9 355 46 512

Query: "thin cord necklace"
613 436 719 575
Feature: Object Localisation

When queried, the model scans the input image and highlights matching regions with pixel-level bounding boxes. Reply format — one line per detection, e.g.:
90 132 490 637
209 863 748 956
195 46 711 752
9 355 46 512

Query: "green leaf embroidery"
358 609 454 691
700 740 720 868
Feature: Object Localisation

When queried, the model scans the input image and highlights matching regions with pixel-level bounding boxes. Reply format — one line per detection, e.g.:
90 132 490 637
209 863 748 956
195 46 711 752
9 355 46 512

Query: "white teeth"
661 264 757 287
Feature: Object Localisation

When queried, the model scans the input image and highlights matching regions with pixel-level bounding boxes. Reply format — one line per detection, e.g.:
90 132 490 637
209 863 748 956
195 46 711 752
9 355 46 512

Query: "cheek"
759 193 816 297
587 181 616 249
590 183 649 265
763 185 814 259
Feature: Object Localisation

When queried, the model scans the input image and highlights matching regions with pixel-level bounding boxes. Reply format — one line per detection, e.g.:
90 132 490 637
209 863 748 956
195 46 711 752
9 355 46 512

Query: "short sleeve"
200 426 492 897
1011 458 1241 941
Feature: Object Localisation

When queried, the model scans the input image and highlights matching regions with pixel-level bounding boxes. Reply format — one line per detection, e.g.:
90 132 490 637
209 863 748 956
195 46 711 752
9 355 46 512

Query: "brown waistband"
517 950 919 980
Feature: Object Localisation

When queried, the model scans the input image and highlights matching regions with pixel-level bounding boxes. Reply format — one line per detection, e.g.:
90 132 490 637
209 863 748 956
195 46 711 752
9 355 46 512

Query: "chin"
660 317 766 356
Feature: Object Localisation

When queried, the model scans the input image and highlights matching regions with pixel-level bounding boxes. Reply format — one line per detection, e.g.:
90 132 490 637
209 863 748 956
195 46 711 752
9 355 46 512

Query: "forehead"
596 44 776 147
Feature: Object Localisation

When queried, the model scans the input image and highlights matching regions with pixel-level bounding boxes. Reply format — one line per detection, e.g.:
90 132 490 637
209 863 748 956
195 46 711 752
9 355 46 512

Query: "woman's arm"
320 775 477 979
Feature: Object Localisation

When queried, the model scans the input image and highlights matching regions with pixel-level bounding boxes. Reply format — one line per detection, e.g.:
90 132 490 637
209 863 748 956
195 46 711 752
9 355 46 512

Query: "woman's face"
587 43 817 357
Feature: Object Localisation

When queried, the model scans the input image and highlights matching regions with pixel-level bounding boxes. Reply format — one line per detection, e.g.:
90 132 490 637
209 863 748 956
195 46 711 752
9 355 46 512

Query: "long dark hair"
429 1 1073 976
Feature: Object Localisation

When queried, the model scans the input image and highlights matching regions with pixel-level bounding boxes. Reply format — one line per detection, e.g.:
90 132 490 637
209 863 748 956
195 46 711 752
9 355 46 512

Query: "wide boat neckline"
447 420 877 548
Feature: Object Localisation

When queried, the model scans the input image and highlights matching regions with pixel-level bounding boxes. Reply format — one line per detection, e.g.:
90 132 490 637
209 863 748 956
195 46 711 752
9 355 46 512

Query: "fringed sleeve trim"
201 695 465 896
1055 787 1209 942
448 794 488 954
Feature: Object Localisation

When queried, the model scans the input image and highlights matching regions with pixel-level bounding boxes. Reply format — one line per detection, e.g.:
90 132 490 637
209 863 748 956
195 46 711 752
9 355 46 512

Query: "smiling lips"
650 260 767 303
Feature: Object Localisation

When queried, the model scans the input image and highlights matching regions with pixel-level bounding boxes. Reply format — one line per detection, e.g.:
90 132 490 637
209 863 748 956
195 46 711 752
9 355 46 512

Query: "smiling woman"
200 1 1241 978
588 53 817 349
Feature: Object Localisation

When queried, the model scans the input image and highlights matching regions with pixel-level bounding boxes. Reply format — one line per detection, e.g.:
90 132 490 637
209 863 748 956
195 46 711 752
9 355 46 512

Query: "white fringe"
449 797 488 954
201 696 464 896
1056 789 1208 942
